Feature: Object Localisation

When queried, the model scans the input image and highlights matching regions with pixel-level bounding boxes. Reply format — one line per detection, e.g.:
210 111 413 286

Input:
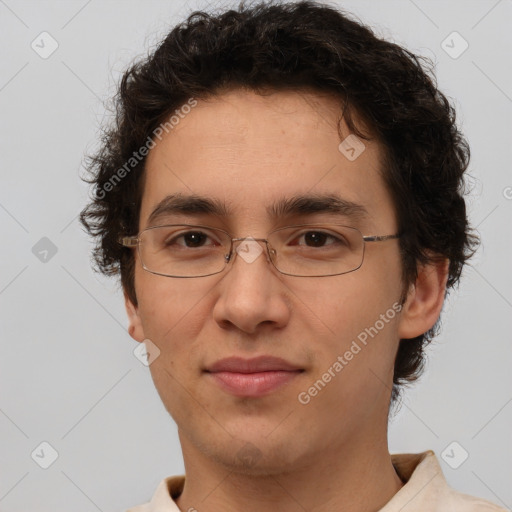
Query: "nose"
212 237 290 334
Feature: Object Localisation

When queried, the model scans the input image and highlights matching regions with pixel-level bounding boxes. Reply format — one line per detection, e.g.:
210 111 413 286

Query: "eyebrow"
147 192 368 226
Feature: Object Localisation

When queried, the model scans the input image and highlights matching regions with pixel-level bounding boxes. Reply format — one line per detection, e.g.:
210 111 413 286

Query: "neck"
175 430 404 512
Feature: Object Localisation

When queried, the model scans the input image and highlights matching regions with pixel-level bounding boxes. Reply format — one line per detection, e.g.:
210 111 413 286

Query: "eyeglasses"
119 223 400 278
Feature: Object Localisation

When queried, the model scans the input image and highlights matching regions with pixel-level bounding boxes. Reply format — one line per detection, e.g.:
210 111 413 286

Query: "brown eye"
176 232 209 248
292 231 344 248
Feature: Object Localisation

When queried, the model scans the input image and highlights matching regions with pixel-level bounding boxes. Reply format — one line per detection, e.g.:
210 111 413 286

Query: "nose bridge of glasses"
227 236 273 265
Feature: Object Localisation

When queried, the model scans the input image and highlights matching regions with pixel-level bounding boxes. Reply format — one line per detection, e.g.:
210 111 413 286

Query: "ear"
124 291 145 343
398 258 449 339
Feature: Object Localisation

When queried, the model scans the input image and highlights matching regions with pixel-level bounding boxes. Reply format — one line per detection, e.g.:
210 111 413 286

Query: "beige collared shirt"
126 450 506 511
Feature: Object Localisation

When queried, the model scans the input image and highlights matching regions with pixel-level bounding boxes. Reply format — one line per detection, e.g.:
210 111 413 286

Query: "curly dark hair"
80 0 478 405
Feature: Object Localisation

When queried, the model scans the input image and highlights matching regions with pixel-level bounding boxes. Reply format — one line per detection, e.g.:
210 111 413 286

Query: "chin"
204 431 311 477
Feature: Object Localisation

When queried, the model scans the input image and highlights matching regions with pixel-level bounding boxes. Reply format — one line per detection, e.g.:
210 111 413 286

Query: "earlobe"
124 292 146 342
398 258 449 340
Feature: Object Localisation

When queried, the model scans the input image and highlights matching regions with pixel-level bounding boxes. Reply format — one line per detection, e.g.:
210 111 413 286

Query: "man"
80 1 505 510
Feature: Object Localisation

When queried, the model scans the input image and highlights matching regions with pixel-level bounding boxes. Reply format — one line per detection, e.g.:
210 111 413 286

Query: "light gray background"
0 0 511 511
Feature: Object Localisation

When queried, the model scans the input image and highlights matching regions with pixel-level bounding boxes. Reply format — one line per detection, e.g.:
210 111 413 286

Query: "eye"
292 230 345 248
164 230 219 248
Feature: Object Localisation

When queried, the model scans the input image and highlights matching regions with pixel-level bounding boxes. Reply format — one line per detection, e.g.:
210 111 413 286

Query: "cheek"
135 269 220 386
292 252 403 390
136 267 207 339
289 250 402 335
135 272 211 418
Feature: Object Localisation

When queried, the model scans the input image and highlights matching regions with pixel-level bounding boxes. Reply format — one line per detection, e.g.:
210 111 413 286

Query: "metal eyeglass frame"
119 223 401 278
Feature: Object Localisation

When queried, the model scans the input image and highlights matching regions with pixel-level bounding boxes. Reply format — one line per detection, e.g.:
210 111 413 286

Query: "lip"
205 356 302 373
204 356 304 397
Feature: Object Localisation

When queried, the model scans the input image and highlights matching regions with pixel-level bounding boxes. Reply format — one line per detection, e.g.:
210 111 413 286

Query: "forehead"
140 89 395 231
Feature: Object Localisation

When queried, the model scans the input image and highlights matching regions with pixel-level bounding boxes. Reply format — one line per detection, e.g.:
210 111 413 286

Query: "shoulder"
441 485 507 511
387 451 507 511
125 475 185 512
125 505 150 512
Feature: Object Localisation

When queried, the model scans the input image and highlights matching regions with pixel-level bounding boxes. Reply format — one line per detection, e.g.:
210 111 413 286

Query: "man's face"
127 89 406 474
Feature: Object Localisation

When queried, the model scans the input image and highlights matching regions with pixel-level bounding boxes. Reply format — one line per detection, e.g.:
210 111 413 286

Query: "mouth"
204 356 305 397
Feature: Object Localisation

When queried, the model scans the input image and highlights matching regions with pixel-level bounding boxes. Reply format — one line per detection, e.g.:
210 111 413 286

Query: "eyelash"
165 229 345 249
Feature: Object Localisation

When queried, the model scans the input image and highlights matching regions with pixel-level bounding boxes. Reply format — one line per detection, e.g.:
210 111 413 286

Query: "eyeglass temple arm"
119 236 139 247
363 234 401 242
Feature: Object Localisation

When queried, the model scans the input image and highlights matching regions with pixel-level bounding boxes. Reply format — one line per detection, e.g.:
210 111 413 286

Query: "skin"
125 88 448 512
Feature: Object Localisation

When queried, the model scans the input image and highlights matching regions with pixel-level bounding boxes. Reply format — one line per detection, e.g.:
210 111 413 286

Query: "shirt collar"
136 451 462 512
